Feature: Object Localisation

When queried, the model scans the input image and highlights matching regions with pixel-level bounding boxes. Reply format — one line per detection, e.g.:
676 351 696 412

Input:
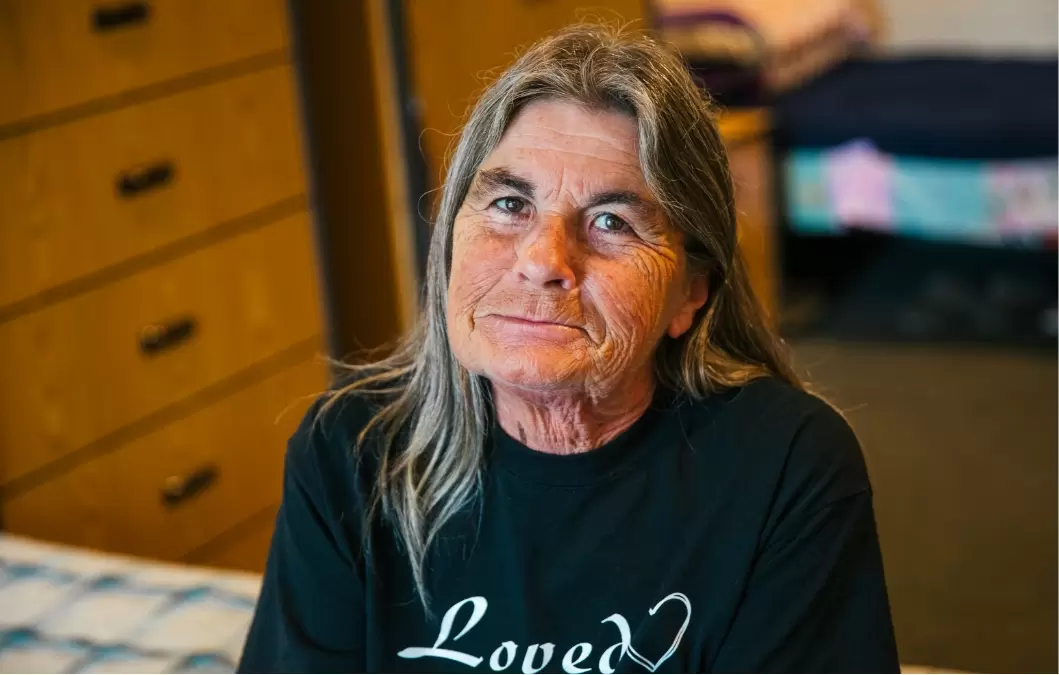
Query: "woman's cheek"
450 228 513 315
589 253 675 342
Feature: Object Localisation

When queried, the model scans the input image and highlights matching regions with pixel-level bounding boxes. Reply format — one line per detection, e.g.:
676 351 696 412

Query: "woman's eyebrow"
584 190 660 220
470 168 658 220
470 167 535 200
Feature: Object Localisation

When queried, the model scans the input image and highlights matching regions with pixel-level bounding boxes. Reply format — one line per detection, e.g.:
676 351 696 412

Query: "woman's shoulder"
680 376 848 437
676 376 870 511
283 377 392 498
268 377 393 571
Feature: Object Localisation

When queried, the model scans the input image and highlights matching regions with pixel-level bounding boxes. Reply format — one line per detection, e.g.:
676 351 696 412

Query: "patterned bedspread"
0 535 261 673
785 140 1058 247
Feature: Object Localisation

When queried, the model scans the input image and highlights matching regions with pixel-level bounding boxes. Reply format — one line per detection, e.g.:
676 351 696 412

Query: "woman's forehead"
479 99 647 195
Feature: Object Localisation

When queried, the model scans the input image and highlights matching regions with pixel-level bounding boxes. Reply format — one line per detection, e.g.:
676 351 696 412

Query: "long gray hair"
321 23 801 607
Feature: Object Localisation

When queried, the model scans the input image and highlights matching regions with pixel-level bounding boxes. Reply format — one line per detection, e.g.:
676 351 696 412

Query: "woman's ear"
667 274 709 338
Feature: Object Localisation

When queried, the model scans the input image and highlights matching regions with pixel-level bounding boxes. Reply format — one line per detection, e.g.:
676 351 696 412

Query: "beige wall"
877 0 1058 55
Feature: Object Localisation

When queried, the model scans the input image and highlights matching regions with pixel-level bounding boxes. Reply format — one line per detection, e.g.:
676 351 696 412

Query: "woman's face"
447 99 707 397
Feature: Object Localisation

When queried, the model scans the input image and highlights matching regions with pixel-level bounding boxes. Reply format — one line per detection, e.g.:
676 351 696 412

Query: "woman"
240 25 898 673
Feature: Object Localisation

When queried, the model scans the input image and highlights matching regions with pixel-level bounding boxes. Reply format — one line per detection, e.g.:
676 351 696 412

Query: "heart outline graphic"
626 592 692 673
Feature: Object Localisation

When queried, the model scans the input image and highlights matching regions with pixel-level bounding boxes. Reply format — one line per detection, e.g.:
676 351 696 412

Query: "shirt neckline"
489 387 679 487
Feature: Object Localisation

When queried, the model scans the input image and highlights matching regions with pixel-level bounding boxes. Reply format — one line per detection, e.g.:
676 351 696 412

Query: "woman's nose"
513 215 576 291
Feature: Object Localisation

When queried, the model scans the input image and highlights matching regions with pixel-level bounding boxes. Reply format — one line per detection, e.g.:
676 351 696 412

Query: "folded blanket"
657 0 880 95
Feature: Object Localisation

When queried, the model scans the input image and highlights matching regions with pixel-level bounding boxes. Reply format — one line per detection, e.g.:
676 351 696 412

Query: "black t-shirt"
239 378 899 673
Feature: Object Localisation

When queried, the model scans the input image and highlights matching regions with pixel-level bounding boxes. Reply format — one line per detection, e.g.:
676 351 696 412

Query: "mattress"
0 535 260 674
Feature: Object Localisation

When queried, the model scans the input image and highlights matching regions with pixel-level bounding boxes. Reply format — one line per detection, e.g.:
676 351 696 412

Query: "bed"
0 534 260 673
774 56 1058 247
771 56 1057 344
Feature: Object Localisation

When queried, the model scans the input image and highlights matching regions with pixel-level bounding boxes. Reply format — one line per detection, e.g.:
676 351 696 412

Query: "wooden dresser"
0 0 329 572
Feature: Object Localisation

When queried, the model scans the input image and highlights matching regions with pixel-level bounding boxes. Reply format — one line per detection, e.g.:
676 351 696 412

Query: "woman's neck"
491 372 656 454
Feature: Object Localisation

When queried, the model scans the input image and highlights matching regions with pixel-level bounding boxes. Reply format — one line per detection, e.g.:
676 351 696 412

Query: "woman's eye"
590 212 628 233
493 197 527 214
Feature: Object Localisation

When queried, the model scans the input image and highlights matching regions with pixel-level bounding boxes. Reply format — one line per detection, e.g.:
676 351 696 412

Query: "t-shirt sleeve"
710 402 900 673
238 402 366 673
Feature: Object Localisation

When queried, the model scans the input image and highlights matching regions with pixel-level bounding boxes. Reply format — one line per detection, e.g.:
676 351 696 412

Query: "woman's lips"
479 314 584 340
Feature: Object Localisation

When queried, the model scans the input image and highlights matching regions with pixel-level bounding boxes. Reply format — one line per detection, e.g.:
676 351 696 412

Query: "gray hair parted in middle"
319 23 800 609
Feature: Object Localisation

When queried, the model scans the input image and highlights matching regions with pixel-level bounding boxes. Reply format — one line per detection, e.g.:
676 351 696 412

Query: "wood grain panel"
0 64 306 311
3 360 323 562
191 506 279 573
291 1 413 356
724 111 778 322
0 0 289 127
0 212 323 485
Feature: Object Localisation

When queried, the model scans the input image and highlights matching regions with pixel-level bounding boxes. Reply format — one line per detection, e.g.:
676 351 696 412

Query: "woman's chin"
479 344 586 392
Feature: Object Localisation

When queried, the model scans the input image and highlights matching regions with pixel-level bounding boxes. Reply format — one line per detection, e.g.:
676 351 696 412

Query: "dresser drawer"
0 64 306 311
0 212 323 485
189 506 279 573
2 358 325 562
0 0 289 127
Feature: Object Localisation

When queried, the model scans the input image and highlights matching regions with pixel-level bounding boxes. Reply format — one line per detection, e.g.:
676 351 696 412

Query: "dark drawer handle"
162 465 218 507
116 161 174 198
92 2 151 32
139 316 197 355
